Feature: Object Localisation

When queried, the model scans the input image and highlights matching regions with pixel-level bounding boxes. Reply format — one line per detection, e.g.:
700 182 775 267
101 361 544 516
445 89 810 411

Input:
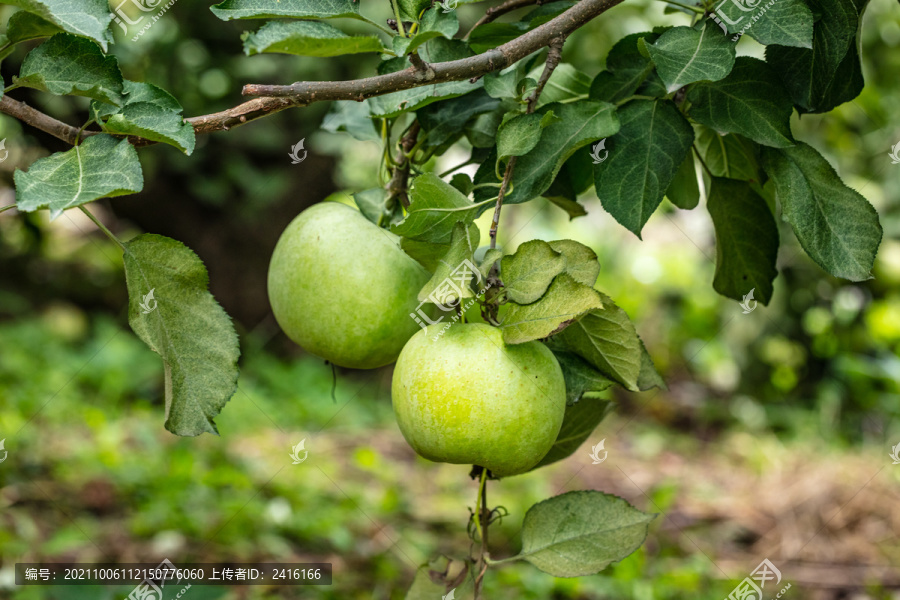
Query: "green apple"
267 202 431 369
392 323 566 476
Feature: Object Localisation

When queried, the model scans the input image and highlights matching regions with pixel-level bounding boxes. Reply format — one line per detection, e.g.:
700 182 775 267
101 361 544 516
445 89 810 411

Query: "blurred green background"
1 0 899 598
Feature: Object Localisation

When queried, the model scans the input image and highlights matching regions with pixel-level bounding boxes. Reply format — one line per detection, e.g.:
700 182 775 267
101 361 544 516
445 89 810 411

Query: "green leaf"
210 0 364 20
500 274 604 344
2 0 112 50
418 221 480 302
15 33 124 105
393 7 459 55
242 20 385 57
478 248 502 280
122 234 240 437
496 112 548 162
321 99 379 143
120 80 183 112
707 178 778 304
761 142 882 281
533 391 612 468
14 134 143 219
397 0 432 20
636 342 666 391
686 57 794 149
765 0 860 112
549 294 643 391
590 32 666 103
417 89 500 148
400 223 480 272
547 239 600 287
543 149 595 217
391 173 491 244
352 188 391 226
552 350 615 405
594 99 694 238
666 151 700 209
484 67 520 99
477 100 619 206
369 39 481 118
645 21 735 92
103 102 196 155
500 240 567 304
516 491 655 577
468 21 528 53
711 0 814 48
694 127 761 182
4 10 62 44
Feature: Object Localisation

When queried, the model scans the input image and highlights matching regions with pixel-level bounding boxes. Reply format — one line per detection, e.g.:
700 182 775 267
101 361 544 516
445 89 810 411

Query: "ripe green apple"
392 323 566 477
267 202 431 369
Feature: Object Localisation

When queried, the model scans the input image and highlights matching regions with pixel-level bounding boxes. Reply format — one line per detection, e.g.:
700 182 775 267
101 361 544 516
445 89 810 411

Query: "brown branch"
243 0 625 100
489 36 565 249
467 0 544 36
0 96 86 145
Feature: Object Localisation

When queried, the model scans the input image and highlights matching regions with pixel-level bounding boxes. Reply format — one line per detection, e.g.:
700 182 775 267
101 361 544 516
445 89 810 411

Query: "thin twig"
489 36 565 250
386 121 421 209
473 468 489 598
79 206 126 251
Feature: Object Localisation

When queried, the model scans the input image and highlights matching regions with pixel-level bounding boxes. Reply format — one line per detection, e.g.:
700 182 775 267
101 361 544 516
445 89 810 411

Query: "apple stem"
474 467 489 597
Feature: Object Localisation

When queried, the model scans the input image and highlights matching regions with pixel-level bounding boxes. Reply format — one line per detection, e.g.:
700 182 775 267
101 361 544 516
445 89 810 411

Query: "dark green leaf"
552 350 615 405
594 99 694 237
321 99 380 142
103 102 196 154
123 234 240 437
401 223 480 272
589 32 665 103
393 7 458 55
4 10 62 44
645 21 735 92
242 21 385 57
468 21 527 53
477 100 619 206
210 0 364 20
418 221 480 301
496 112 547 161
500 274 604 344
15 33 124 105
3 0 112 50
397 0 432 21
666 152 700 209
712 0 814 48
418 89 499 148
533 392 612 468
686 57 794 148
694 127 761 182
525 63 591 108
14 135 143 219
517 491 655 577
353 188 391 225
500 240 567 304
707 178 778 304
761 142 881 280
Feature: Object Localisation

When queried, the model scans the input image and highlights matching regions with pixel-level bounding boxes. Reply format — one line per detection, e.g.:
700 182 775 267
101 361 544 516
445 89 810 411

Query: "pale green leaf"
500 240 567 304
2 0 112 50
549 293 643 391
210 0 364 20
321 99 380 143
418 221 480 302
686 57 794 148
478 248 502 280
353 188 391 225
401 223 480 272
393 7 458 55
500 274 604 344
636 342 666 391
761 142 882 281
594 99 694 237
547 239 600 287
645 21 735 92
517 491 655 577
14 134 143 218
242 20 385 57
525 63 592 108
123 234 240 437
497 112 548 161
392 173 491 244
707 178 778 304
15 33 124 105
